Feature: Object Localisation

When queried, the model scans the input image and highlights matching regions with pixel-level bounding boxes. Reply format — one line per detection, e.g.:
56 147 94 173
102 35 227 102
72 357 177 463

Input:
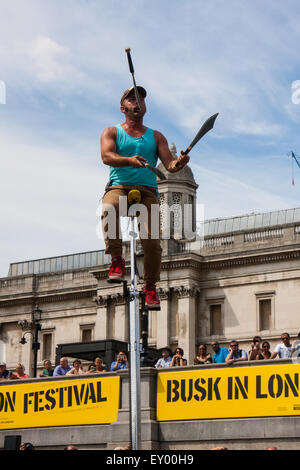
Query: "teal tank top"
109 124 158 190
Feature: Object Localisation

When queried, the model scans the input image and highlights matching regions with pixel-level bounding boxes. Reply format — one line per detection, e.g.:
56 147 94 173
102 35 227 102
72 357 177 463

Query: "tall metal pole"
128 215 141 450
32 322 40 378
140 294 152 367
32 306 41 378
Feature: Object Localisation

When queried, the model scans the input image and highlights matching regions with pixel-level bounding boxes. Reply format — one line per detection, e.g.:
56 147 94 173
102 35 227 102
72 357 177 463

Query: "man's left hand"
170 151 190 171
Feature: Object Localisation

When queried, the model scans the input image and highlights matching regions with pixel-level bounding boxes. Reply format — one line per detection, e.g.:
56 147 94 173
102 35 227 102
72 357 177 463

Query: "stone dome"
169 142 177 157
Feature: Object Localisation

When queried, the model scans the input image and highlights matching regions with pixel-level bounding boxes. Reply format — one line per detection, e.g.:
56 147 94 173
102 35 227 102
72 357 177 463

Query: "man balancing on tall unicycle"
100 84 190 309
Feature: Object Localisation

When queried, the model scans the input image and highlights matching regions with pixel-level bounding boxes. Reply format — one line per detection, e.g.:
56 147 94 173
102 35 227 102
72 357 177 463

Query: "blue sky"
0 0 300 276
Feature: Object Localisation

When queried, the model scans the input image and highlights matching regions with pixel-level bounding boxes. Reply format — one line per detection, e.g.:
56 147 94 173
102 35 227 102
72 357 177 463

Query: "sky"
0 0 300 277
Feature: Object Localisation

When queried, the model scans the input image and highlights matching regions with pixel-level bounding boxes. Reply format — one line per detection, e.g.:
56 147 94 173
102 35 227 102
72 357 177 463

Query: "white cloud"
0 130 107 276
28 35 84 84
1 0 300 276
1 1 298 135
192 162 298 220
233 119 284 136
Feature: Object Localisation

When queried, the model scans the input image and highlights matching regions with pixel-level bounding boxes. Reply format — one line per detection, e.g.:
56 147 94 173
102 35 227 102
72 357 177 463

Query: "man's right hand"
129 155 147 168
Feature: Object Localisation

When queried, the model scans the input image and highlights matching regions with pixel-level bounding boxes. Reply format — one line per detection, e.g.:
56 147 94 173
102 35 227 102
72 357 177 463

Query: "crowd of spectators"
0 355 109 381
0 332 299 379
0 352 131 380
0 362 30 380
14 439 279 450
154 331 300 368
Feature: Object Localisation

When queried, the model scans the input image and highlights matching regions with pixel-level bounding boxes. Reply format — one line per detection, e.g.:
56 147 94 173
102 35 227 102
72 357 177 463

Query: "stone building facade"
0 146 300 376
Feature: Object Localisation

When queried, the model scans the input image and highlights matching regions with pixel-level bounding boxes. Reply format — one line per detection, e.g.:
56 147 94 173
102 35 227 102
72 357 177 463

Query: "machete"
175 112 219 167
143 163 166 180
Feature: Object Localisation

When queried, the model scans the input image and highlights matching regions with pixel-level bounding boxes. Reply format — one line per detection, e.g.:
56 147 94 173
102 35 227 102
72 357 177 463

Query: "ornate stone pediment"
157 287 171 301
93 295 109 307
173 285 200 298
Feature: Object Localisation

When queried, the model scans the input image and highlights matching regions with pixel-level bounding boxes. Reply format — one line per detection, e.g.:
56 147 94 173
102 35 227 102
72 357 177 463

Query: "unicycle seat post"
127 193 142 451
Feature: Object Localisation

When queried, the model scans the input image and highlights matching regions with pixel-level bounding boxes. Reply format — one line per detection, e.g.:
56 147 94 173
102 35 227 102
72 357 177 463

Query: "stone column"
156 288 171 349
94 294 109 340
175 286 200 365
111 293 128 342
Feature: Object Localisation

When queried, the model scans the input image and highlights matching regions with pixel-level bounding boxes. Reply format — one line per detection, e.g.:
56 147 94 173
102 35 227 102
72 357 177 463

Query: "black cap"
120 86 147 105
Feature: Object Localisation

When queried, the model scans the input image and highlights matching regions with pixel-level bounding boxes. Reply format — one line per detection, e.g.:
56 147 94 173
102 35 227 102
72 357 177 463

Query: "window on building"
171 192 182 239
210 304 223 336
148 310 157 342
81 328 92 343
0 338 4 363
170 291 179 343
259 298 272 331
42 333 52 360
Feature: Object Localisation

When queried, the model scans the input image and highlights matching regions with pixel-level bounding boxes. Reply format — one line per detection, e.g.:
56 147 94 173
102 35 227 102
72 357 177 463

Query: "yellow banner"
157 363 300 421
0 376 120 430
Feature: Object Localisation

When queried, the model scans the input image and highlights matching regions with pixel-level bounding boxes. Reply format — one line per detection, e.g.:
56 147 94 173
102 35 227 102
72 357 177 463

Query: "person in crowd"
88 357 106 373
110 351 129 371
14 363 29 379
271 332 292 359
211 342 228 364
64 445 78 450
225 340 247 365
39 359 54 377
53 357 72 376
19 442 35 451
0 361 11 380
155 347 172 368
170 347 187 367
248 335 262 360
291 332 300 357
66 359 86 375
194 344 212 364
256 341 272 360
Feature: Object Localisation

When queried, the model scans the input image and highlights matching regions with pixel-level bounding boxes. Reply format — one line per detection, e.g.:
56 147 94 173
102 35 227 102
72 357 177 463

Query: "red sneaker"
108 256 125 282
142 284 160 309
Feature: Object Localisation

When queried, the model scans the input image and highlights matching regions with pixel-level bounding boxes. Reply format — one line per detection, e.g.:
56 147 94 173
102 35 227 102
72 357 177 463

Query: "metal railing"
8 250 110 277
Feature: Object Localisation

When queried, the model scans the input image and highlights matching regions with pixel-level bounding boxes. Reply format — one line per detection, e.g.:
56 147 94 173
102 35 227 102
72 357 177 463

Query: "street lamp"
18 305 42 378
32 306 42 378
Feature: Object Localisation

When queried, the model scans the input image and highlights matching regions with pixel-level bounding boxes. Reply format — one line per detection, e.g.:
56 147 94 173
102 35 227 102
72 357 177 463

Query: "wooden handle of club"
175 148 190 167
125 47 134 74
